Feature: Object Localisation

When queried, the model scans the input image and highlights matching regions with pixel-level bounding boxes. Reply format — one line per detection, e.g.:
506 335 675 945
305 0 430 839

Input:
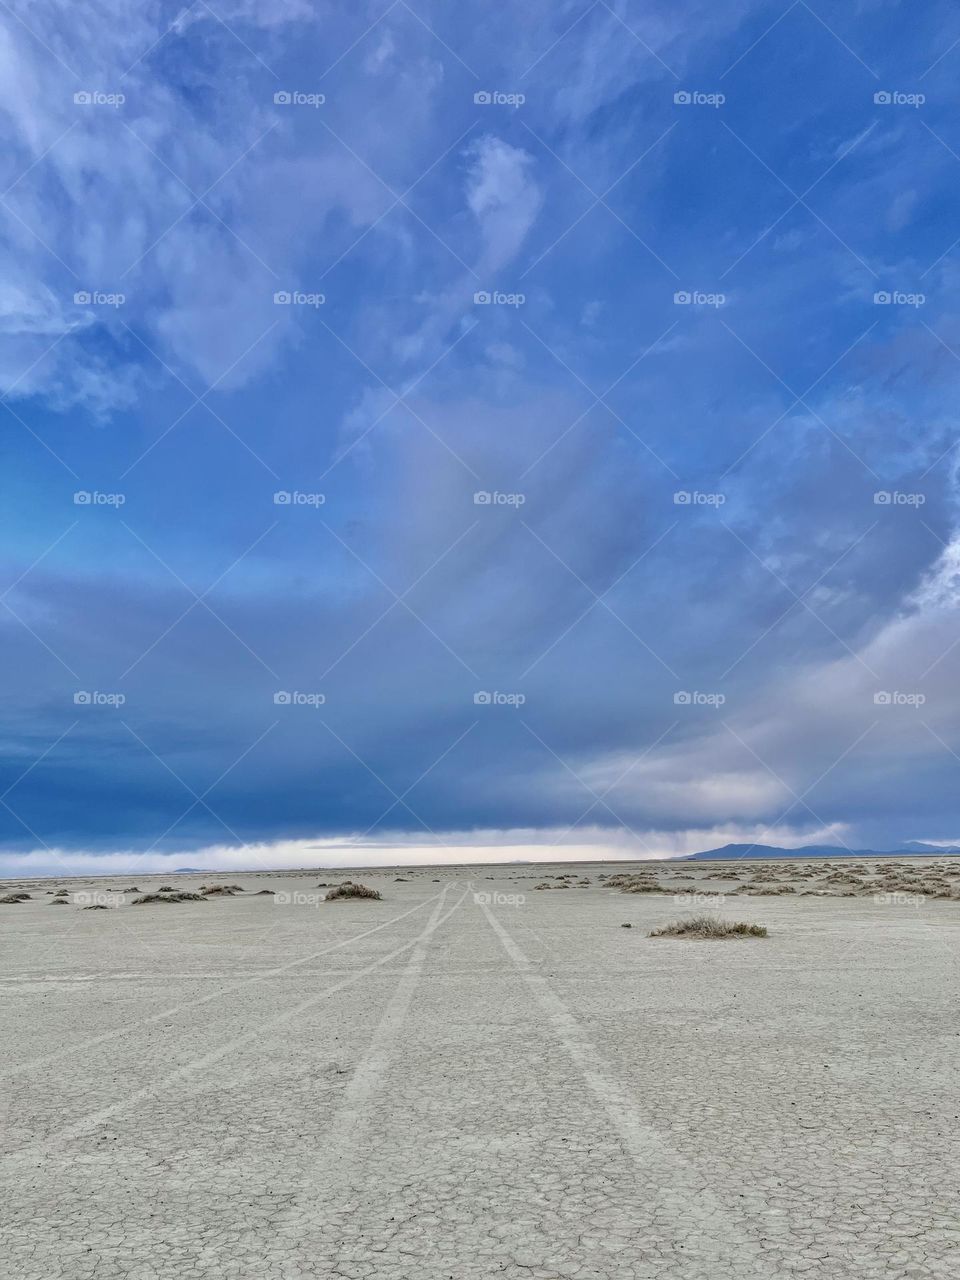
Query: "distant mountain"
173 867 205 873
684 842 960 861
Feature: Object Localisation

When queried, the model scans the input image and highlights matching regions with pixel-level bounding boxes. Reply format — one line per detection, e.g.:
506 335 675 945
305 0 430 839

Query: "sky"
3 0 960 876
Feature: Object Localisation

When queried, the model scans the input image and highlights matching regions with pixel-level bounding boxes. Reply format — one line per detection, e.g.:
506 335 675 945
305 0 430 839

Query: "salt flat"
1 860 959 1279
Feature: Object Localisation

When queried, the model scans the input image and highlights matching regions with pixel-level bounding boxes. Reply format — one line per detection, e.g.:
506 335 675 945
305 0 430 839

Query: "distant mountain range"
684 841 960 861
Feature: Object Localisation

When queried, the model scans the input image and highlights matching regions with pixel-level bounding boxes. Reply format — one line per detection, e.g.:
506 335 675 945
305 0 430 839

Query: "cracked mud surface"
1 861 959 1278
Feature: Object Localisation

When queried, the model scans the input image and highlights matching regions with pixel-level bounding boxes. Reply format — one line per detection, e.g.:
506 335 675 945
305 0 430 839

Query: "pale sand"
1 860 958 1279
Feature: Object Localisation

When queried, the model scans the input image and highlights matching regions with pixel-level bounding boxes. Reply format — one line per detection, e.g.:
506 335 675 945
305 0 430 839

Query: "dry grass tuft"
133 891 206 905
0 892 31 903
325 881 382 901
650 914 768 939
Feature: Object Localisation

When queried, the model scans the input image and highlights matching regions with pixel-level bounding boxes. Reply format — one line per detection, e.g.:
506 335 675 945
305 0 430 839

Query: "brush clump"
650 915 768 939
325 882 381 901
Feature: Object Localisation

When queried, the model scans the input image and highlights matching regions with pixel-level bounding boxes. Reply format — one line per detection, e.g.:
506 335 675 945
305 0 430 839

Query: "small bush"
0 892 30 904
650 915 767 939
325 882 381 901
133 891 206 905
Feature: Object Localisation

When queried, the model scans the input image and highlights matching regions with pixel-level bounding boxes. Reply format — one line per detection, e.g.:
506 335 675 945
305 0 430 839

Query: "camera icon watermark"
474 690 526 707
274 290 325 307
873 490 924 506
874 90 924 108
74 490 125 506
74 90 125 107
473 90 525 107
473 490 525 506
873 690 925 707
673 490 725 506
274 691 326 707
674 89 725 108
674 290 725 307
473 890 525 906
473 290 525 307
74 290 125 307
273 490 325 506
74 691 126 707
674 690 725 707
75 891 124 908
873 290 924 307
274 90 325 107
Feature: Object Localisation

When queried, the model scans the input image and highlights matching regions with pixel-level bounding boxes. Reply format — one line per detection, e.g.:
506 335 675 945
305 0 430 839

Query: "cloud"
466 135 542 273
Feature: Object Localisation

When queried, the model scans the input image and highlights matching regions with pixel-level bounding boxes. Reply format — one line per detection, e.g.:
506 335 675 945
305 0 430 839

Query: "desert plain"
1 857 958 1279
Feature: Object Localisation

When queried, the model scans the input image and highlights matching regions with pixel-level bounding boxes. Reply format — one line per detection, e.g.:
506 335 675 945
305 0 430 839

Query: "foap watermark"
473 890 525 907
874 690 925 707
874 90 924 108
873 290 925 307
474 690 526 707
274 490 325 506
274 90 325 107
74 891 124 908
674 89 725 108
274 290 325 307
274 691 326 707
674 893 727 907
272 890 325 906
74 290 125 307
473 90 525 107
74 90 125 108
674 690 725 707
74 691 126 707
674 490 725 506
474 490 525 506
874 490 925 506
74 490 125 506
473 290 525 307
873 892 925 907
674 290 725 308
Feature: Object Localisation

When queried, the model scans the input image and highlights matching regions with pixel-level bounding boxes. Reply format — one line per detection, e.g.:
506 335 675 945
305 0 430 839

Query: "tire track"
0 889 445 1082
2 888 465 1166
480 899 778 1278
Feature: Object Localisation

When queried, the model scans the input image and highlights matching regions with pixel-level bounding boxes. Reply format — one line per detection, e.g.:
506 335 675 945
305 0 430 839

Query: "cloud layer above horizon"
3 0 960 875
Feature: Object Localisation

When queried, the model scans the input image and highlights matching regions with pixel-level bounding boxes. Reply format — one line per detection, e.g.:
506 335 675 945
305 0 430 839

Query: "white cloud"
466 135 542 273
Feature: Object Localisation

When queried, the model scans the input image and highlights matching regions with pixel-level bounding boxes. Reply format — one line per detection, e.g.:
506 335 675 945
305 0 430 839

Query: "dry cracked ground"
1 860 959 1279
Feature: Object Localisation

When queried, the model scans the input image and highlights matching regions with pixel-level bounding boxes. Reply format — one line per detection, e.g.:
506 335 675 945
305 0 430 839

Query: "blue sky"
3 0 960 874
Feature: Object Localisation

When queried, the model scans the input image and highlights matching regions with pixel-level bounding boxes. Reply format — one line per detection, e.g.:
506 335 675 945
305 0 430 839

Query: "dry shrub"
650 915 767 939
325 882 381 901
133 891 206 905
